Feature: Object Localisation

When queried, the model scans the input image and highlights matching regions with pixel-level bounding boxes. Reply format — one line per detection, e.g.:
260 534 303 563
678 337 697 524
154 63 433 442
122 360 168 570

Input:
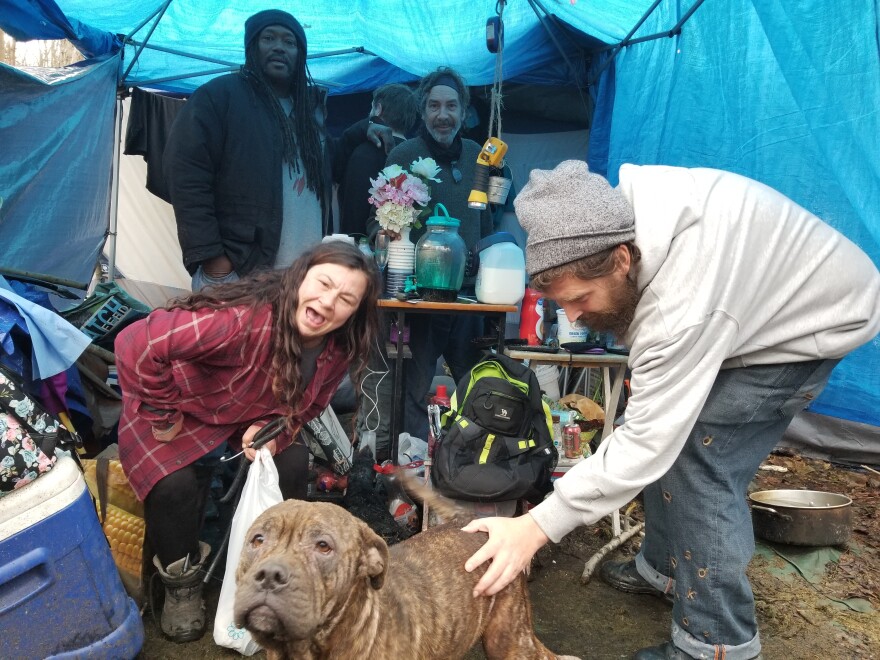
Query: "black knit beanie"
244 10 307 51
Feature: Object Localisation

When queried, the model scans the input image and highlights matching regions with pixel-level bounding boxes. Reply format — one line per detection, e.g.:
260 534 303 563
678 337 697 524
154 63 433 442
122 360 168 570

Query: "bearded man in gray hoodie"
462 160 880 660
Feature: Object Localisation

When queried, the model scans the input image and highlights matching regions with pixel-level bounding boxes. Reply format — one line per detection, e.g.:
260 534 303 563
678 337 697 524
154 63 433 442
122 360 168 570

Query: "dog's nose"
253 560 291 591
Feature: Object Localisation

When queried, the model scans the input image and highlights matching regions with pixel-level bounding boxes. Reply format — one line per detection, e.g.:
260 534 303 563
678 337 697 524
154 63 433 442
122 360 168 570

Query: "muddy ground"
136 452 879 659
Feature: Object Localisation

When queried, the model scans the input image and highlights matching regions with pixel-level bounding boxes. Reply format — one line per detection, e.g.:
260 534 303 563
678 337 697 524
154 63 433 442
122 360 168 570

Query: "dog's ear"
359 524 389 590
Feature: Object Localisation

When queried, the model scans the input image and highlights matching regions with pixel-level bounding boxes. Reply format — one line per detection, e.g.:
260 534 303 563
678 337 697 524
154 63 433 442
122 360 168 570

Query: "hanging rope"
487 0 506 140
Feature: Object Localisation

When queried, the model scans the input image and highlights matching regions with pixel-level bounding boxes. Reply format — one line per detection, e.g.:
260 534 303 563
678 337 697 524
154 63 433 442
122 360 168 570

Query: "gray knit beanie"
515 160 635 276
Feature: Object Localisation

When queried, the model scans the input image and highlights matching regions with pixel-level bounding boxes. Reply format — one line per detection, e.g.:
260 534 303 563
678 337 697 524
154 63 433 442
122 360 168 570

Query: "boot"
153 541 211 642
599 559 674 605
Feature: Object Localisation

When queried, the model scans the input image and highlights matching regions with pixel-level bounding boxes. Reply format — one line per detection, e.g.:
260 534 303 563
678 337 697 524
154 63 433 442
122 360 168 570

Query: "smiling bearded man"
461 159 880 660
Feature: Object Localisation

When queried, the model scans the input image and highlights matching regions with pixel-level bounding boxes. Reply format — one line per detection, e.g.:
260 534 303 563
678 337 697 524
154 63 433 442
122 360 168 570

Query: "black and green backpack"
431 352 557 504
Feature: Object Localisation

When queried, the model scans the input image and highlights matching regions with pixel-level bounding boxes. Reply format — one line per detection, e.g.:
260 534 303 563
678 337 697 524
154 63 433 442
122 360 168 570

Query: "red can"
519 288 544 346
562 413 582 459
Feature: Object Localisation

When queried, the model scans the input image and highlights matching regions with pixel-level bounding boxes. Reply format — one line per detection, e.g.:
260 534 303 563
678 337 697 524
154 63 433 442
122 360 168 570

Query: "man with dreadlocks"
164 10 344 291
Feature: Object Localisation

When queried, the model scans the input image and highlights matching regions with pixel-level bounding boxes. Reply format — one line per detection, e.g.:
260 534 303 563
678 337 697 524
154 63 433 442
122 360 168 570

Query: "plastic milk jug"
475 241 526 305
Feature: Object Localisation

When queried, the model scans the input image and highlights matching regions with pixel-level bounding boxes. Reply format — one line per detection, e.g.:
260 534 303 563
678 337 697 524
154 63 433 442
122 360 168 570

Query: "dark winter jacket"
163 72 333 275
372 136 494 287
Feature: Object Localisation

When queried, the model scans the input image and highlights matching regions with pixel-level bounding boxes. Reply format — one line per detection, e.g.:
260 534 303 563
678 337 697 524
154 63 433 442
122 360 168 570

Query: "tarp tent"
1 0 878 459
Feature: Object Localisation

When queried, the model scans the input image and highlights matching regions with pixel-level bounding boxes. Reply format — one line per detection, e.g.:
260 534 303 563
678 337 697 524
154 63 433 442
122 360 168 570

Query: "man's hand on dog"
462 514 550 597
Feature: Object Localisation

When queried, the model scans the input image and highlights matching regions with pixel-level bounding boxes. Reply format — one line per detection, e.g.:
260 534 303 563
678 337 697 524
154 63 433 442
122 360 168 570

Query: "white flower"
410 157 441 182
377 203 418 232
380 164 405 180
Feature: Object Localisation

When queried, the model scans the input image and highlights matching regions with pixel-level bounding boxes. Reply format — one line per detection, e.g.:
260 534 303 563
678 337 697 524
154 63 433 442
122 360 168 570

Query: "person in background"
335 83 418 238
164 9 389 291
331 83 417 458
369 66 495 442
462 160 880 660
114 242 379 643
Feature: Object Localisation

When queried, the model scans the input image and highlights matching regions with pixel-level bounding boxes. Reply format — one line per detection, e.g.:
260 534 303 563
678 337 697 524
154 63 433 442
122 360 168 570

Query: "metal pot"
749 489 853 546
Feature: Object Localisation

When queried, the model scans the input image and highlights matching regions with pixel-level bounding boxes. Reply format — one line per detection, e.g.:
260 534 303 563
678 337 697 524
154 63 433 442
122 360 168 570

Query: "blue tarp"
1 0 878 426
0 54 118 285
590 0 880 426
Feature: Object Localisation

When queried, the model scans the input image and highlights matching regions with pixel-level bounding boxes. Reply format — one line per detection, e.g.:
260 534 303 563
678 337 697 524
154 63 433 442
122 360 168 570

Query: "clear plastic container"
414 204 467 302
475 241 526 304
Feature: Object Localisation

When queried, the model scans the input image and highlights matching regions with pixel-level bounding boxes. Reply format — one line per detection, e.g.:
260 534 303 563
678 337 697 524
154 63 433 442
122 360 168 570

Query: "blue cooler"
0 456 144 659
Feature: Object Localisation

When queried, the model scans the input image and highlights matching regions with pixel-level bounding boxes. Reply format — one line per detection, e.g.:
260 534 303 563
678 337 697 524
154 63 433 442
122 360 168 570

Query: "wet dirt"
136 453 879 659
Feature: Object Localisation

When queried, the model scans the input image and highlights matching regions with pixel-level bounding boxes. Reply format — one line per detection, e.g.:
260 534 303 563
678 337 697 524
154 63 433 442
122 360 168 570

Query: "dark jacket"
372 136 494 288
333 118 406 237
163 72 334 275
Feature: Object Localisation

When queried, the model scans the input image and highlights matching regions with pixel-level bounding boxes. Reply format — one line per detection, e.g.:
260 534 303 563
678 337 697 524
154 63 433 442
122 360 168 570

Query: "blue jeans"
191 265 239 291
634 359 839 660
403 312 485 441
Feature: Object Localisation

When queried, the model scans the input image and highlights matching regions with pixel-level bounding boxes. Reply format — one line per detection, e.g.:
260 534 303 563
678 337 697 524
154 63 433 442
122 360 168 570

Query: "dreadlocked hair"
167 243 380 434
241 41 325 197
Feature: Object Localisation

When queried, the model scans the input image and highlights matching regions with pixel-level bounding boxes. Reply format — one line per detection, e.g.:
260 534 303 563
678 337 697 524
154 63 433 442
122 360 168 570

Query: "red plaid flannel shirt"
115 304 349 500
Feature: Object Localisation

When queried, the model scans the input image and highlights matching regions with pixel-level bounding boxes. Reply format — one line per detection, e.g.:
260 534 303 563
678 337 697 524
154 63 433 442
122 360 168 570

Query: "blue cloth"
0 277 92 379
596 1 880 426
1 1 877 425
0 55 118 286
635 359 838 659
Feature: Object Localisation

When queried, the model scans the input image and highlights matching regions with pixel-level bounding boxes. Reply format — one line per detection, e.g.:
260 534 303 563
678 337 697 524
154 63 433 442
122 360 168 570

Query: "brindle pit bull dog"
234 497 580 660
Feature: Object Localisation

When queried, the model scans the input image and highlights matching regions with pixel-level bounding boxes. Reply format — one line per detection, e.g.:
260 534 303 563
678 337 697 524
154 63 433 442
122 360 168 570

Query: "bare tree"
0 29 83 67
1 31 15 65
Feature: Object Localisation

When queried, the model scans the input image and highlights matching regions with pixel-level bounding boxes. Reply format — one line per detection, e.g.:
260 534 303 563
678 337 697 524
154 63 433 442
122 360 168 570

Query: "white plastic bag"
213 448 283 655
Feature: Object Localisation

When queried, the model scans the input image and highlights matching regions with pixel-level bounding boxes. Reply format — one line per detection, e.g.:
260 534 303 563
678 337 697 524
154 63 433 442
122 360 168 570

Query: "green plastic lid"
426 203 460 227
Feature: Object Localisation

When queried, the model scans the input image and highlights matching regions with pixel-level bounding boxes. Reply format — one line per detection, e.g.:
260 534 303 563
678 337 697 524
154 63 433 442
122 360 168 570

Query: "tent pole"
107 94 124 282
590 0 709 66
134 69 338 90
121 0 173 83
526 0 586 87
587 0 664 86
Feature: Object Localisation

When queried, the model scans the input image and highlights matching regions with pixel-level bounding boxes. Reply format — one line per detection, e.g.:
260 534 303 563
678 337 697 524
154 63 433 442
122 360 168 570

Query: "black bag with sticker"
431 353 557 503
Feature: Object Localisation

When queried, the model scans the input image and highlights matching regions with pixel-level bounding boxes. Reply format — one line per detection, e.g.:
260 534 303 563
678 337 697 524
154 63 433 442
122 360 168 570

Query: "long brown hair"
169 243 380 425
530 241 641 291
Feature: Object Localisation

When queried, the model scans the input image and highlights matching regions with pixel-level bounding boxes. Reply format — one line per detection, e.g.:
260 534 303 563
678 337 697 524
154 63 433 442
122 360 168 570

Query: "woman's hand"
461 514 550 597
152 416 183 442
242 423 278 461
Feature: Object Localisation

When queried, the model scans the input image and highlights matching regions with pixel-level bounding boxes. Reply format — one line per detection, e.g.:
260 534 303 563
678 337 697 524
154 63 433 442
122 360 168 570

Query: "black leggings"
145 441 309 566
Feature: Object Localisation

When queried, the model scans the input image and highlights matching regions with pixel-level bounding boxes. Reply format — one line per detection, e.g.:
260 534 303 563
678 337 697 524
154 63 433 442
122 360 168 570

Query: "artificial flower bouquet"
368 157 442 233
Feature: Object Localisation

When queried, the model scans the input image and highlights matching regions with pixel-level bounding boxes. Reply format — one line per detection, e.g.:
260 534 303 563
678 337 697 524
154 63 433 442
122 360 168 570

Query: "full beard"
426 122 457 146
578 276 641 341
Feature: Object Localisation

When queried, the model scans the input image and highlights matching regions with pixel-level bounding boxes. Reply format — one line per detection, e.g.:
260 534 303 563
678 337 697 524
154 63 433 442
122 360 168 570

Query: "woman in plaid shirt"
115 241 379 642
